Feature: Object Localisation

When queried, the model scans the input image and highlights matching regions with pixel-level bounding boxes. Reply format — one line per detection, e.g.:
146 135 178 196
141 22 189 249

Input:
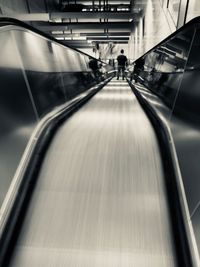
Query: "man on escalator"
131 57 145 83
117 49 128 80
89 57 102 82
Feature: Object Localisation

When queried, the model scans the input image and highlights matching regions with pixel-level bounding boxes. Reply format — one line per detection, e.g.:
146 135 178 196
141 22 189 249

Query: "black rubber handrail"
127 78 200 267
0 17 107 65
0 77 113 266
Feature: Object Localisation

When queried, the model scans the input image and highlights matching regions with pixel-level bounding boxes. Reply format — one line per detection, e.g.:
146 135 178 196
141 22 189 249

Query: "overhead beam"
53 32 130 37
87 37 129 40
80 32 130 36
60 40 128 48
0 12 138 22
75 0 130 2
61 40 129 43
55 36 129 41
52 31 130 35
0 13 49 21
50 12 136 20
50 28 131 34
36 22 132 31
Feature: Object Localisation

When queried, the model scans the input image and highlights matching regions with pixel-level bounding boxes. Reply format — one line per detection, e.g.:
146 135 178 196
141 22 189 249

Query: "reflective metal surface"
9 80 177 267
170 27 200 251
193 208 200 258
132 26 195 120
129 19 200 255
0 30 37 207
0 24 112 218
12 29 99 117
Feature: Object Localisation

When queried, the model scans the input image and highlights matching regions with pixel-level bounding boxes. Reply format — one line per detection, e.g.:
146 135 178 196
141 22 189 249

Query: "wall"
0 0 51 14
0 0 28 14
186 0 200 22
129 0 176 60
79 48 96 58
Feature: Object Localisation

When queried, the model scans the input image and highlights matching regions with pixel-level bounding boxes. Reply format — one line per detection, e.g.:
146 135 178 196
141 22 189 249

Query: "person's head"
120 49 124 54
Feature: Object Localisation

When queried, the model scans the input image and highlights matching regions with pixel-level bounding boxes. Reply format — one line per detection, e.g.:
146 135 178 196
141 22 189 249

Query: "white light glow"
87 36 129 38
86 40 127 42
73 36 86 40
52 31 63 35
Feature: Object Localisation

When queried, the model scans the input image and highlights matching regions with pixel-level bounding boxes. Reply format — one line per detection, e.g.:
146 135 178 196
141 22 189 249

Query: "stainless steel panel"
193 206 200 256
170 27 200 213
0 30 37 206
130 24 200 215
133 27 194 121
170 118 200 213
13 30 66 117
128 20 200 254
9 80 177 267
52 44 99 99
0 23 110 213
53 43 88 72
13 29 105 117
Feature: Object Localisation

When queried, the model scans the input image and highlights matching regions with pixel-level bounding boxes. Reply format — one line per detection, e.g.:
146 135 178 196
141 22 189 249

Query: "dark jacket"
89 59 99 71
117 55 127 67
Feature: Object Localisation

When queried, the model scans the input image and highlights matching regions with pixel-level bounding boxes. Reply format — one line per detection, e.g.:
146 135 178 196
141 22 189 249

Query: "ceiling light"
51 18 62 23
73 36 86 40
52 31 63 34
87 36 129 39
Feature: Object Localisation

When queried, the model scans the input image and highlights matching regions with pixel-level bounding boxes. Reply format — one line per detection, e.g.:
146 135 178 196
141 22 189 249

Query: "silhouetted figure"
117 49 128 80
89 58 101 81
132 57 145 83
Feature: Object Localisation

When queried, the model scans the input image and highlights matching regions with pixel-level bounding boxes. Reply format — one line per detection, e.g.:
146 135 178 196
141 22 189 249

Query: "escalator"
0 17 200 267
8 79 177 267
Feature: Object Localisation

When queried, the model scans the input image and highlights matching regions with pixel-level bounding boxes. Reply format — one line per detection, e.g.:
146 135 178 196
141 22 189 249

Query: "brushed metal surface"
12 30 95 117
128 20 200 255
193 207 200 259
0 30 37 207
9 80 177 267
0 24 109 213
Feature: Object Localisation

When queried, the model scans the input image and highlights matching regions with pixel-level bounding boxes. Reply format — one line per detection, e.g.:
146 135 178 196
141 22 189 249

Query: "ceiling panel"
0 0 142 48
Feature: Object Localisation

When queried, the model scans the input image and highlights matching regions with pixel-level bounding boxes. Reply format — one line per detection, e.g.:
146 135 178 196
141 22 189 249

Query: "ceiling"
0 0 144 48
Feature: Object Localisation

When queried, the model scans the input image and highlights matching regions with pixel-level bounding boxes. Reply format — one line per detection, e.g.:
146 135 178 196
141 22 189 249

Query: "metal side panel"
9 79 177 267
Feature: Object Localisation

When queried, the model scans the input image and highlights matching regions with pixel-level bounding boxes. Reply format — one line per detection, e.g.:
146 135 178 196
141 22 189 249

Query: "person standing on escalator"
131 57 145 83
89 57 101 81
117 49 128 80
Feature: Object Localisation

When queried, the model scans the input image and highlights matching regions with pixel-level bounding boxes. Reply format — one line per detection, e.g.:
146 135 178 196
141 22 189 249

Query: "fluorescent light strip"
73 36 87 40
52 31 63 34
87 40 127 42
87 36 129 38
